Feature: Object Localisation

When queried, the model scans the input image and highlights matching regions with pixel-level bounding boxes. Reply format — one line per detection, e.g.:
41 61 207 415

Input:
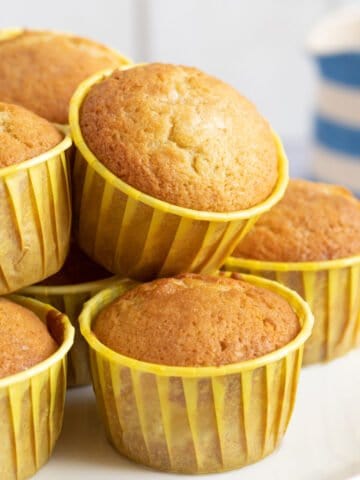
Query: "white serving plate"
34 349 360 480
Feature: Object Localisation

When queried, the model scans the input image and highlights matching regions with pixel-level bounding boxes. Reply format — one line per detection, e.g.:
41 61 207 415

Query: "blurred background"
2 0 359 179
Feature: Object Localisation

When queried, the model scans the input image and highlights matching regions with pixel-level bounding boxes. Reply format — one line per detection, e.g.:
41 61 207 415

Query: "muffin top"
80 63 278 212
0 29 124 124
0 298 58 379
233 179 360 262
38 243 112 286
93 274 300 367
0 102 63 169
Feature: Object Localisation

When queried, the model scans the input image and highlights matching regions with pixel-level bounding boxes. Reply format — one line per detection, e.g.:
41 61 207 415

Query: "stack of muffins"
0 28 128 480
0 26 358 479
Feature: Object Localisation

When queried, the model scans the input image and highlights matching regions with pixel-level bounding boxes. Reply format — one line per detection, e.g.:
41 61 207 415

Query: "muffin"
0 298 57 378
94 274 300 366
70 64 288 279
0 29 131 124
80 63 278 212
233 179 360 261
80 273 313 473
22 243 124 387
0 295 74 480
0 102 72 294
0 102 62 167
226 179 360 363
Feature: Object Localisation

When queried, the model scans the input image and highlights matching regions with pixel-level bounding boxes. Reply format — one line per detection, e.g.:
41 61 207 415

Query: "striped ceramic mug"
308 6 360 191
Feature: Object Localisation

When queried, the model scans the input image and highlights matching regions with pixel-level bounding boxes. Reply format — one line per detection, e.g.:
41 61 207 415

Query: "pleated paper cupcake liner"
79 273 313 473
0 295 74 480
224 256 360 364
21 277 134 387
0 28 24 41
69 67 289 281
0 133 72 294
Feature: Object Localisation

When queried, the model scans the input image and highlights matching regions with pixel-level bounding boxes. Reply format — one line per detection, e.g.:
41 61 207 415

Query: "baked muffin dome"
0 29 125 124
93 274 300 367
38 243 112 286
233 179 360 262
0 298 58 378
0 102 62 168
80 63 278 212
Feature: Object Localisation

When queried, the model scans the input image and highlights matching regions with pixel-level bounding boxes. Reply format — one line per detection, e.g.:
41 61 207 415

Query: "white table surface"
34 349 360 480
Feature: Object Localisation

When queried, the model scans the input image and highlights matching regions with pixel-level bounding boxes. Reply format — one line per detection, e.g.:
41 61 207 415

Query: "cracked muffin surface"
0 102 62 168
80 63 278 212
0 29 124 124
233 179 360 262
93 273 300 367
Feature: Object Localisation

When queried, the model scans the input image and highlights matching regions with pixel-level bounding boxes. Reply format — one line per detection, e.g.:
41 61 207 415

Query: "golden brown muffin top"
93 274 299 367
233 179 360 262
0 102 63 168
80 63 278 212
0 298 58 379
0 30 124 124
38 243 112 286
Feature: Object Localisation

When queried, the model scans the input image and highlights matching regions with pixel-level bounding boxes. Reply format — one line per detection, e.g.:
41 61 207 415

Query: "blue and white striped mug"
308 6 360 191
